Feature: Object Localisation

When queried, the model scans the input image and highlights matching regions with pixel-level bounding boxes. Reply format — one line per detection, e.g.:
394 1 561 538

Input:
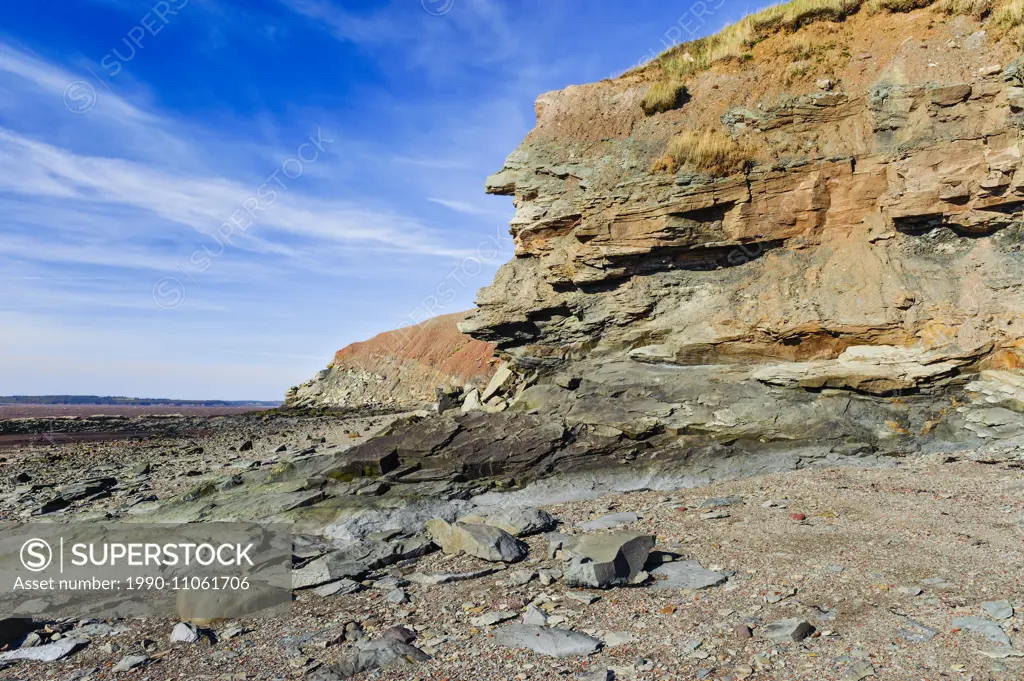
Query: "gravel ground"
1 416 1022 680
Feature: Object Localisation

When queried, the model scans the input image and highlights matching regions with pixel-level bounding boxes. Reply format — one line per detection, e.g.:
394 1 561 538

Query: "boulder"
563 532 655 588
425 519 528 563
459 507 557 536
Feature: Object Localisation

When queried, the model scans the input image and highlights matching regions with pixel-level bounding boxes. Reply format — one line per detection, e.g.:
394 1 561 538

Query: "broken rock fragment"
562 532 655 588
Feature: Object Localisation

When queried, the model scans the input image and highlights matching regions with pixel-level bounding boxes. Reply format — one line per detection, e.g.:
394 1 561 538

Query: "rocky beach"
2 0 1024 679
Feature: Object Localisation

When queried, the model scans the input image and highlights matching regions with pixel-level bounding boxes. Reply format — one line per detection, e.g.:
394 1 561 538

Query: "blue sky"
0 0 750 400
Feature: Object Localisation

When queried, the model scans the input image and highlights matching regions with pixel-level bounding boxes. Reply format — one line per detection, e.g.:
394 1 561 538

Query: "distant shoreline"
0 395 281 407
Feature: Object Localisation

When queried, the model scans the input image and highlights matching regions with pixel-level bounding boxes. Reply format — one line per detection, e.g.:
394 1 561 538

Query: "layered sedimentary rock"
446 10 1024 462
292 9 1024 488
463 21 1024 371
286 311 496 410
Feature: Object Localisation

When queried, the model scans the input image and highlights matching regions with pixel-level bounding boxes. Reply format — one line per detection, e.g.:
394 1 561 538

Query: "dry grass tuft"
640 81 689 115
866 0 933 13
652 129 757 176
993 0 1024 36
933 0 992 16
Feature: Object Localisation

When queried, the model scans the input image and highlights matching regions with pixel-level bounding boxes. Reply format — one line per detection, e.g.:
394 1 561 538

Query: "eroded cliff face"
286 311 496 410
296 9 1024 486
463 12 1024 381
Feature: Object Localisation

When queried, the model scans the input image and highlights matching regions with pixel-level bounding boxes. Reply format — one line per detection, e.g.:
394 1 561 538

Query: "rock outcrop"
286 311 497 410
287 6 1024 491
443 8 1024 462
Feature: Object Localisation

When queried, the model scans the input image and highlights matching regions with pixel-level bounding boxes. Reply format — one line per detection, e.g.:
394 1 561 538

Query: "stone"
577 670 614 681
953 616 1011 646
523 604 548 626
481 365 515 402
131 462 151 476
506 569 535 587
816 78 834 90
735 624 753 639
841 662 876 681
577 512 638 531
425 519 528 563
563 532 655 588
898 619 937 643
239 440 253 452
980 64 1002 76
405 567 503 585
982 600 1014 620
461 507 557 536
170 622 201 644
313 638 430 679
386 588 408 604
0 637 88 663
928 83 972 106
315 579 363 596
292 554 369 589
220 625 249 640
761 619 814 643
493 624 602 658
603 631 635 647
565 591 600 605
112 655 149 672
651 560 727 590
461 388 482 413
470 611 518 627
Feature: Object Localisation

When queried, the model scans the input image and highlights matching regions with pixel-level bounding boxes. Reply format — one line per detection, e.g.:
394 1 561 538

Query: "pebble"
112 655 149 673
762 619 814 643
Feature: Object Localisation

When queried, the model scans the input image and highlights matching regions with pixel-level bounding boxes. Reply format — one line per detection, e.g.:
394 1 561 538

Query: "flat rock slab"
493 624 602 658
577 512 638 531
650 560 727 590
0 637 88 662
406 567 503 585
762 619 815 643
898 619 938 643
315 579 363 597
982 600 1014 620
953 616 1011 646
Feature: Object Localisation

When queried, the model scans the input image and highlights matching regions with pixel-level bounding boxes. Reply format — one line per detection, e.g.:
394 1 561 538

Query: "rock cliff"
286 311 496 411
303 4 1024 484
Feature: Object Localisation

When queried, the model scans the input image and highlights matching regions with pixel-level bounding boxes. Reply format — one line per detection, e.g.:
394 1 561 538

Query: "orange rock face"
286 311 496 409
461 10 1024 374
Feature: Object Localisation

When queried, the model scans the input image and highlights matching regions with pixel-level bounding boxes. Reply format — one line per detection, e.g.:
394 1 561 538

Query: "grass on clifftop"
638 0 1023 85
645 0 864 83
651 129 757 176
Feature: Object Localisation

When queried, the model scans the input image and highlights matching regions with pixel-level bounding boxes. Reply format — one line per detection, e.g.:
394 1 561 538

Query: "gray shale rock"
493 624 602 658
650 560 728 590
953 616 1012 646
762 619 815 643
577 512 638 531
0 637 88 663
425 518 528 562
563 532 655 588
311 638 430 679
